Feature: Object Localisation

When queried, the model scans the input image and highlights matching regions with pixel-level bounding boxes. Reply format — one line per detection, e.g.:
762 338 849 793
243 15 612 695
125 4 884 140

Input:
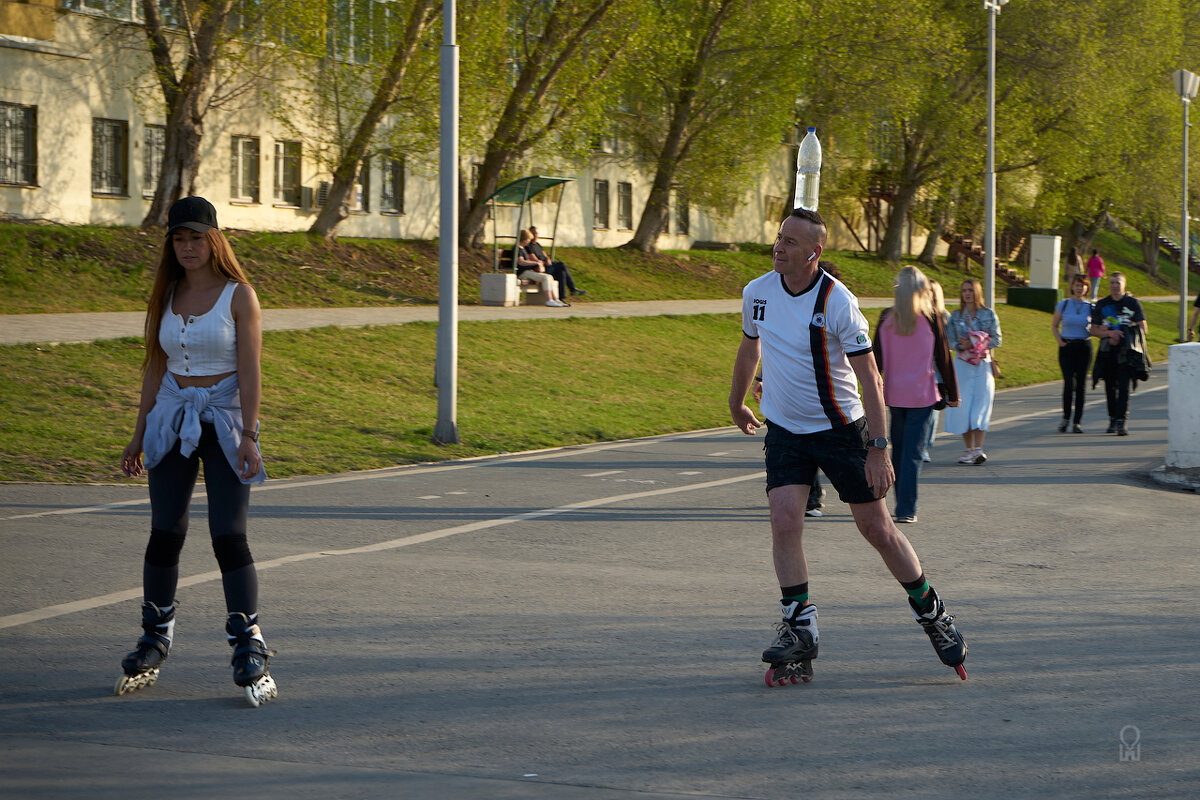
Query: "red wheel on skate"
954 664 967 681
799 673 812 684
764 668 778 688
788 674 800 685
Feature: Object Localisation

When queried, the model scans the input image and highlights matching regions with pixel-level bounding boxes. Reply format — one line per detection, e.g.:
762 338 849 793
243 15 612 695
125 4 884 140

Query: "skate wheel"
114 669 157 696
244 675 278 707
954 664 967 681
800 673 813 684
788 674 800 685
764 668 778 688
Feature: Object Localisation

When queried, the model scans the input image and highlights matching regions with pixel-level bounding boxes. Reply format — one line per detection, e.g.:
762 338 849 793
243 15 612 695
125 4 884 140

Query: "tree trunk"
143 96 204 227
626 167 675 252
878 182 920 264
309 0 438 242
1139 225 1160 276
458 0 620 249
139 0 236 229
625 0 737 253
916 203 949 267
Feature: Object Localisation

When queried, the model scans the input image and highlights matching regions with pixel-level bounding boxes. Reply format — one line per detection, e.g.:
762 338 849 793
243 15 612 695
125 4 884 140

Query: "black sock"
900 574 934 613
781 582 809 607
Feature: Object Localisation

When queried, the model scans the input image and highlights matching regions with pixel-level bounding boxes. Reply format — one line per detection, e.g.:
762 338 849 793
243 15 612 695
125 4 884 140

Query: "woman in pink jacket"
874 267 959 524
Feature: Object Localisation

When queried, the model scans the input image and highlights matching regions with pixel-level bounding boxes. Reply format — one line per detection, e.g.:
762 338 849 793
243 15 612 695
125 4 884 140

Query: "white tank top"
159 281 239 377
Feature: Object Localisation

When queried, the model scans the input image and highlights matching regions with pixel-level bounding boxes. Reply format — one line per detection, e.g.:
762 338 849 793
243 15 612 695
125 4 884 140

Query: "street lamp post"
983 0 1009 310
434 0 460 444
1173 69 1199 343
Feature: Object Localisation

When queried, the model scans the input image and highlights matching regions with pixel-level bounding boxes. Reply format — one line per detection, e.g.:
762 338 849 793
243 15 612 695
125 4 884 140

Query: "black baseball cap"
167 196 219 234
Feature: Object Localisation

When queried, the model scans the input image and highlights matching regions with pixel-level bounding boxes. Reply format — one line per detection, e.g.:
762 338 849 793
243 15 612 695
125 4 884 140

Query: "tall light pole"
434 0 460 444
983 0 1009 310
1174 69 1199 343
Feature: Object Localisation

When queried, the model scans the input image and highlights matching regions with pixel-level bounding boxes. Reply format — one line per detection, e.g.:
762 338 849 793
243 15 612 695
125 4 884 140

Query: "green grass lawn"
0 302 1183 483
2 220 1189 483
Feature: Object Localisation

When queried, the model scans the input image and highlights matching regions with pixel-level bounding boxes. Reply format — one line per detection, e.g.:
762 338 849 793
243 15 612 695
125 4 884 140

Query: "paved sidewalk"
0 296 895 345
1 295 1183 346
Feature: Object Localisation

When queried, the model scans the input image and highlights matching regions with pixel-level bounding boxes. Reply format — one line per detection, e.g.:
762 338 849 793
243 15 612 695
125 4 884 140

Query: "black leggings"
143 422 258 613
1058 340 1092 423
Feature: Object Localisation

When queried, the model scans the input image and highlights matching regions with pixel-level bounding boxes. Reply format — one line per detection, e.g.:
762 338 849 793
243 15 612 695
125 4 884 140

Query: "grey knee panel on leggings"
212 534 254 574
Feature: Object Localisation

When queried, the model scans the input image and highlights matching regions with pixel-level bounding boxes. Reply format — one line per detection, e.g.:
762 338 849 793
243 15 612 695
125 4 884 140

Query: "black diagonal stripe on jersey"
809 274 852 427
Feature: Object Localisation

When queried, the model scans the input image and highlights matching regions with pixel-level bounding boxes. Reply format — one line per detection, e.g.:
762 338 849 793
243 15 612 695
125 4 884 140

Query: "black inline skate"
115 601 175 696
909 588 968 680
762 602 818 687
227 613 278 707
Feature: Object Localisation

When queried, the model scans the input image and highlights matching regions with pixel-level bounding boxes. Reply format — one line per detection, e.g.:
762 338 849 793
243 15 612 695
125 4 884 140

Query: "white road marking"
2 429 734 522
0 471 765 630
583 470 624 477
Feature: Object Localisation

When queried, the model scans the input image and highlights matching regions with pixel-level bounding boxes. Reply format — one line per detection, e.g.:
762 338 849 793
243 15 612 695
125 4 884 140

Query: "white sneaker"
957 449 976 464
545 299 565 307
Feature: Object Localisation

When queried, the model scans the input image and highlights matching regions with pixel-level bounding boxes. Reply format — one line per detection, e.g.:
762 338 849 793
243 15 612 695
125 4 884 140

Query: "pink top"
1086 254 1105 279
878 314 940 408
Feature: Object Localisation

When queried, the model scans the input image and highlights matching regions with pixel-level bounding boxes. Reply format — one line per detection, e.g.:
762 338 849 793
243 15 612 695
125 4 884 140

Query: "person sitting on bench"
512 229 568 307
529 226 585 299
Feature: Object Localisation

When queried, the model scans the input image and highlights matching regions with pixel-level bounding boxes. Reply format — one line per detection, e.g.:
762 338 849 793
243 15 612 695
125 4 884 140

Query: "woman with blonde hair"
943 278 1002 464
512 228 568 307
873 266 959 524
920 280 952 461
117 196 277 707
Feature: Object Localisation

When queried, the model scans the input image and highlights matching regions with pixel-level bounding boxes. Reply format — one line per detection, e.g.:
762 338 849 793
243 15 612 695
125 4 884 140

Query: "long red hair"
142 228 250 375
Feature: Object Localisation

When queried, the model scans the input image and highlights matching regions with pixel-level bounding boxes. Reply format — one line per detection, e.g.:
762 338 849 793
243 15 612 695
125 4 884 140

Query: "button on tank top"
159 281 239 377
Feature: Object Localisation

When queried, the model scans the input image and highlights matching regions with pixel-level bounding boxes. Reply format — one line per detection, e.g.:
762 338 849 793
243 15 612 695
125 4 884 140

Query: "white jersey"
742 269 872 434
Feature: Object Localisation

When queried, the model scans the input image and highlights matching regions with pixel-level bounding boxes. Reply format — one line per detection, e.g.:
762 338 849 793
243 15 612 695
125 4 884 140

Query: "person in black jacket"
1089 272 1148 436
528 226 585 299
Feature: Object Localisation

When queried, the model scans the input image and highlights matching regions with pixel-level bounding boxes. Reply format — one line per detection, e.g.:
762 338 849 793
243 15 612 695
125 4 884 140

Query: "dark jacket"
1092 323 1151 389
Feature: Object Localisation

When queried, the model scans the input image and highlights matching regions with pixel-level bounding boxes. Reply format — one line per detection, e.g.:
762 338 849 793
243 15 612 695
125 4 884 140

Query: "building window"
273 140 301 206
231 135 260 203
352 156 369 212
143 124 165 198
329 0 388 64
617 181 632 230
593 179 609 229
63 0 135 21
381 155 405 214
0 102 37 186
92 118 128 195
675 192 690 236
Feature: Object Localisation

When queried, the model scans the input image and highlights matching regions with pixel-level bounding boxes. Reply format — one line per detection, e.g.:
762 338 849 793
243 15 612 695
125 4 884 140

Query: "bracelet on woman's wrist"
242 428 258 442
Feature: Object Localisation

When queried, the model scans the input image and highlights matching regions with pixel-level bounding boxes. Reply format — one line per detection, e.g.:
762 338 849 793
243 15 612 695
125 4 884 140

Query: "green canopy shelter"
485 175 575 272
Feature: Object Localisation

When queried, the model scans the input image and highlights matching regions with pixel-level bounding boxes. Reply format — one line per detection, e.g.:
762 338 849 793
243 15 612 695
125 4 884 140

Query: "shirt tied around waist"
142 371 266 485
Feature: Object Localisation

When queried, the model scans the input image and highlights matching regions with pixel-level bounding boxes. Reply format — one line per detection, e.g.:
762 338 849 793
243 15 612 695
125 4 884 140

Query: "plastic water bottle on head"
793 127 821 212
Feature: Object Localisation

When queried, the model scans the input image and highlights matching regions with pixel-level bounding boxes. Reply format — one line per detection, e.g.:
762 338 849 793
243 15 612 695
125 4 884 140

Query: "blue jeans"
889 405 935 518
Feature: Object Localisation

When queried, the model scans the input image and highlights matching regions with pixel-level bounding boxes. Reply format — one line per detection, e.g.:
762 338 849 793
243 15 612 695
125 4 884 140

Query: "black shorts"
763 418 877 505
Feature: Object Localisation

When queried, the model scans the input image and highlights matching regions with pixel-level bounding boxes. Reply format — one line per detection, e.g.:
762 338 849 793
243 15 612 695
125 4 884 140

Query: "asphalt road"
0 372 1196 799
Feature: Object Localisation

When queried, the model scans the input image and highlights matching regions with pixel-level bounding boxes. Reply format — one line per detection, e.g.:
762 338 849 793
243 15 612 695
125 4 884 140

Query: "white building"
1 1 880 252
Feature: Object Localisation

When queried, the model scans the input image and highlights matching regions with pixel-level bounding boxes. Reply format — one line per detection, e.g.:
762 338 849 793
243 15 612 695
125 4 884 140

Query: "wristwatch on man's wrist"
867 436 890 450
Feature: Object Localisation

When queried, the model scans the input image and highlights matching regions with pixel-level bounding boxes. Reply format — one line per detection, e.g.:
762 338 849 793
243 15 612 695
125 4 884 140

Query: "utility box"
480 273 519 307
1029 234 1062 288
1167 343 1200 468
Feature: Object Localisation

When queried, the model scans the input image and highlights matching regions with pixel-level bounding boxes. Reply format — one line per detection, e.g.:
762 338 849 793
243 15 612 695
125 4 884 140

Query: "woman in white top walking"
117 196 277 707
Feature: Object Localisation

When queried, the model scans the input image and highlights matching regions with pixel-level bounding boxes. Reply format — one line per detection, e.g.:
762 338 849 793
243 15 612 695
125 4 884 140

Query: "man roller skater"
729 208 967 683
